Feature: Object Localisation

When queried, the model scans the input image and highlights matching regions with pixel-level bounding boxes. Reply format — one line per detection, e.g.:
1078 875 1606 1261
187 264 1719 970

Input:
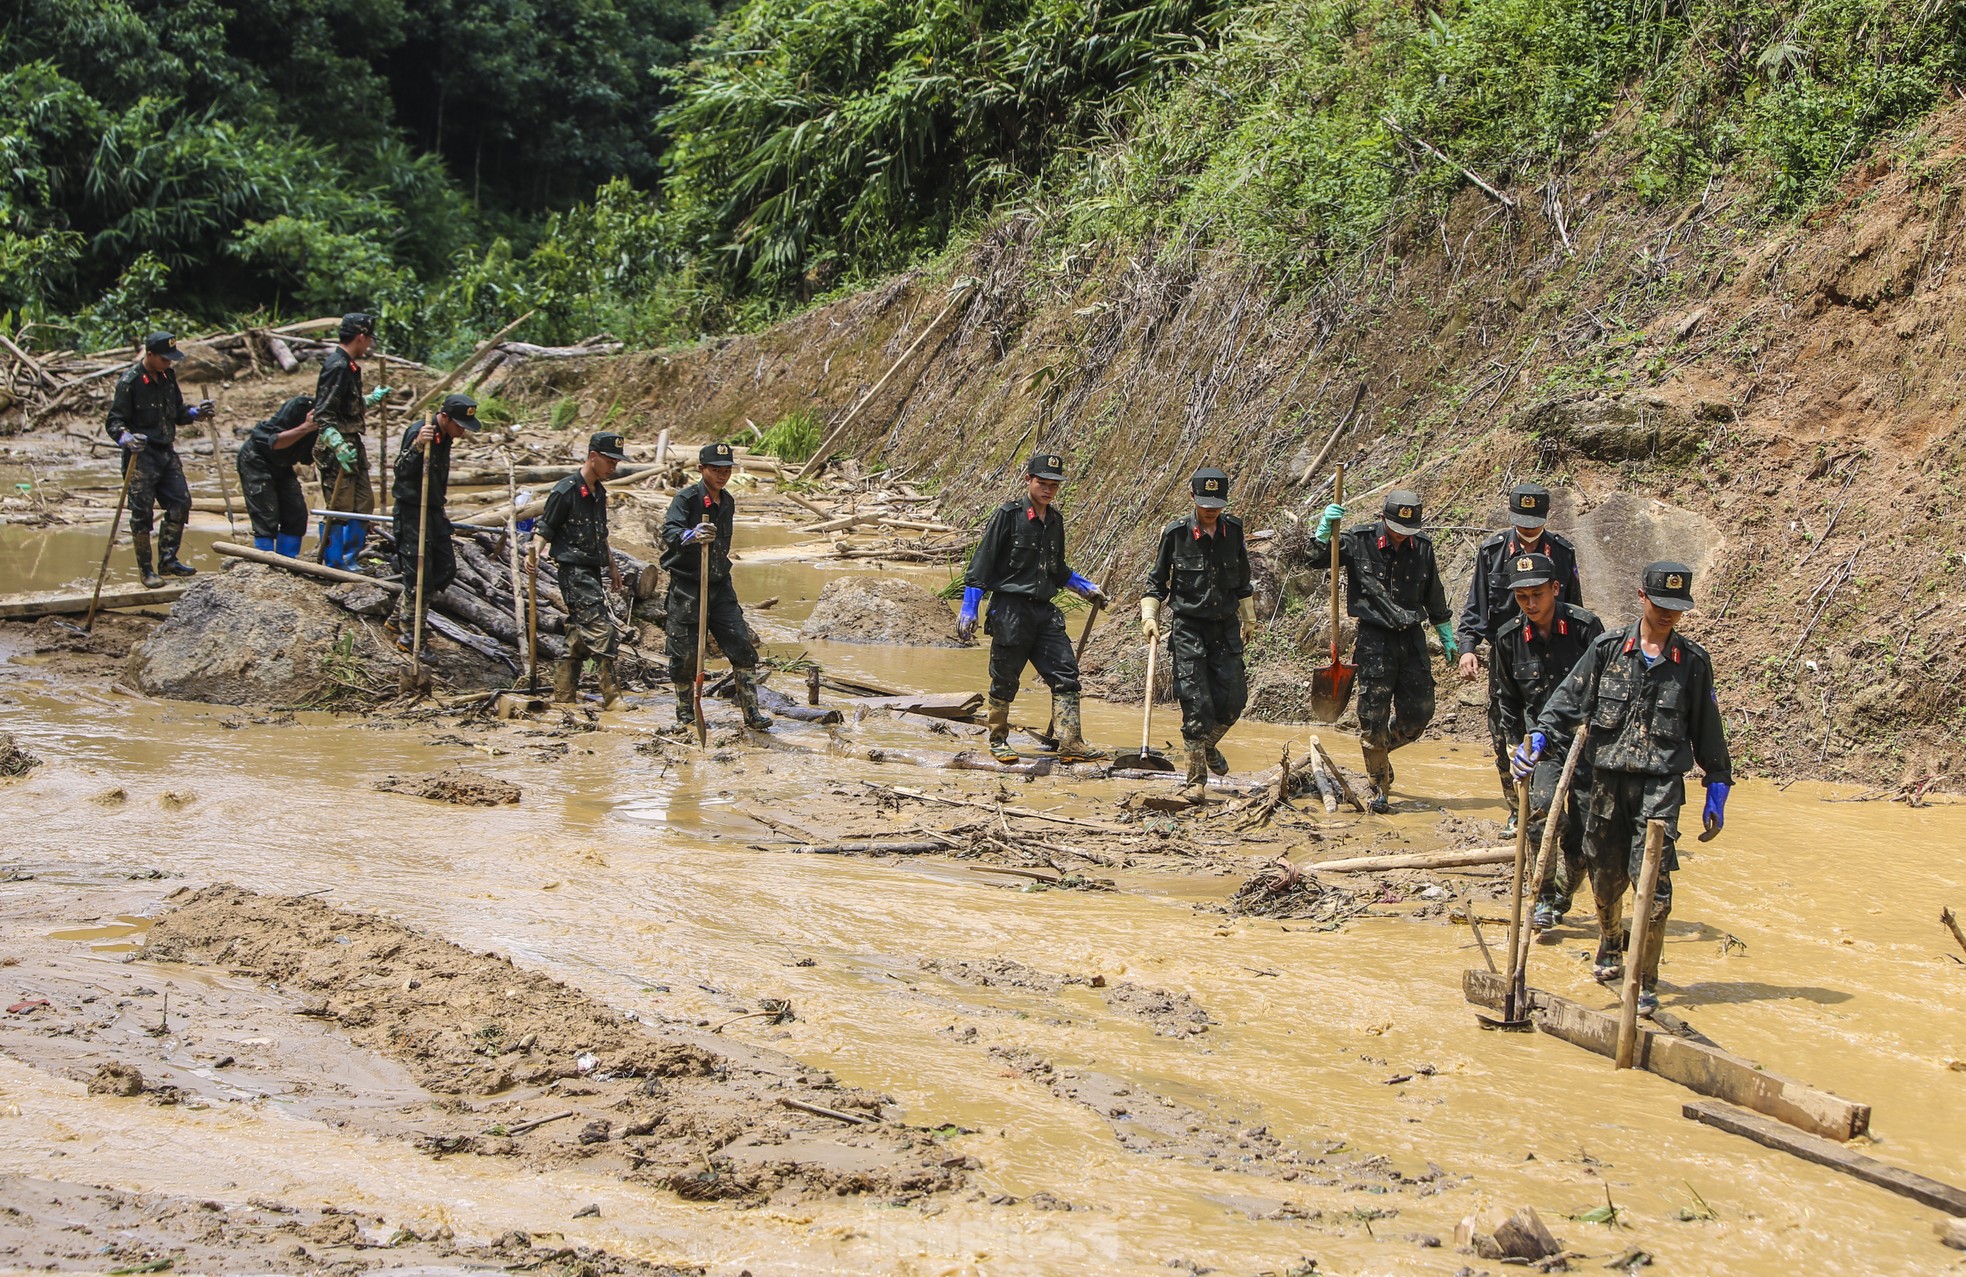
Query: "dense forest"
3 0 1961 362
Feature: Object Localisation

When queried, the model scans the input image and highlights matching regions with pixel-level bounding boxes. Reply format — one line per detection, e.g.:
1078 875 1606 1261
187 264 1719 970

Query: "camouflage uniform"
104 361 195 580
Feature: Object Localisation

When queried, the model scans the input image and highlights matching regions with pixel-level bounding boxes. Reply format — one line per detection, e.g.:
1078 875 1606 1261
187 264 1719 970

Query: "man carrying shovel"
389 394 482 653
1310 489 1456 812
661 441 772 732
1490 551 1602 931
1142 467 1255 798
105 332 213 588
958 451 1110 763
540 432 629 706
1517 561 1731 1017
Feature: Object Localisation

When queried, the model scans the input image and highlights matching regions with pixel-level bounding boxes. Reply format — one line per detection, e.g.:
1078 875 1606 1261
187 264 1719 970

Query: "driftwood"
0 586 189 620
1683 1100 1966 1215
1308 735 1366 812
213 540 403 591
864 782 1132 834
1303 845 1512 874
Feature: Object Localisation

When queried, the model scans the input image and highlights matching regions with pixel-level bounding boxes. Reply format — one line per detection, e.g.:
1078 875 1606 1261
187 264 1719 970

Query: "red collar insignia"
579 485 590 499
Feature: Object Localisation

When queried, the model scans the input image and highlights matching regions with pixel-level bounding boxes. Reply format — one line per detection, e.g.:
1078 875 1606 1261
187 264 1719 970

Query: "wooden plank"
849 692 984 720
1684 1100 1966 1215
0 586 188 620
1308 846 1513 874
1464 970 1870 1140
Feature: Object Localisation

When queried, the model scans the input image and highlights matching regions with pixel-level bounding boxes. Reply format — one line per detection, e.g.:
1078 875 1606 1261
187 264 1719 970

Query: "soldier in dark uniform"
1490 551 1603 930
313 313 381 570
1142 467 1255 796
540 432 629 707
235 394 317 557
1310 489 1457 812
1519 561 1732 1016
390 395 483 652
661 441 772 731
104 332 213 588
1457 482 1585 811
959 451 1110 763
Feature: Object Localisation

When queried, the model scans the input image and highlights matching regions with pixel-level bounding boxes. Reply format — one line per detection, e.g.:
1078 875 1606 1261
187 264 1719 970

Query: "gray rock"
327 580 395 617
1518 391 1728 461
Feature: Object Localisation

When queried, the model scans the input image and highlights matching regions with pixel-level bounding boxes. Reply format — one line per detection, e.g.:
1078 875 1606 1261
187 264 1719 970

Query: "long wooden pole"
1328 464 1345 662
203 414 238 538
212 539 402 589
1617 819 1669 1069
1516 723 1589 997
1502 763 1533 1021
409 420 434 688
803 291 964 479
504 457 526 665
693 539 710 746
83 450 141 632
1138 642 1161 757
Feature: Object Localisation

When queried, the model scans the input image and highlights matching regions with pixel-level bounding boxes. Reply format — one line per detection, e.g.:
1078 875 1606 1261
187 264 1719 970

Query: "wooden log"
786 841 953 856
755 684 843 724
1305 846 1513 874
0 586 188 620
431 585 521 645
1308 735 1366 812
849 692 984 720
1684 1100 1966 1214
266 336 300 373
1463 970 1870 1141
212 540 403 591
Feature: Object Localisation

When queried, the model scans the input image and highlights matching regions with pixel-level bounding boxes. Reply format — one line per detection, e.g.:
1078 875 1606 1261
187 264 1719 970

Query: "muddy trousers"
125 447 191 564
1353 624 1435 787
236 452 307 541
1524 749 1590 913
984 595 1081 705
555 564 622 660
393 508 457 630
1583 768 1682 988
665 576 754 680
1487 667 1516 804
1168 614 1247 744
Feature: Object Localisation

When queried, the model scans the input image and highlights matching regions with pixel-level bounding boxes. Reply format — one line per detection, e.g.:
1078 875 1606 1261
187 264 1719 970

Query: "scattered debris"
375 766 522 806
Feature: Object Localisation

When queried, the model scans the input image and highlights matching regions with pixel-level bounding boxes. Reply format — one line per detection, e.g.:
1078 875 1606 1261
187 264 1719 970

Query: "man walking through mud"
661 441 773 731
1457 482 1585 814
1310 489 1456 812
105 332 213 588
541 432 629 707
390 395 483 653
1142 467 1256 797
1517 561 1731 1016
235 394 317 558
312 313 389 570
1490 551 1602 930
960 451 1111 764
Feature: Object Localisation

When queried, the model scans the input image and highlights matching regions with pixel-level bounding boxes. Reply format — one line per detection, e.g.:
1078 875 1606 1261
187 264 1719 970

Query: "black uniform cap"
1642 560 1696 611
588 431 628 461
440 393 484 432
339 312 376 342
1509 482 1551 529
1191 467 1230 510
143 332 184 362
1382 489 1423 534
701 441 736 466
1026 451 1067 481
1508 551 1557 589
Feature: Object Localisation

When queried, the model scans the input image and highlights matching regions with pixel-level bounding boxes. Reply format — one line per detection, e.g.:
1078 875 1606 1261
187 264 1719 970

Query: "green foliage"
658 0 1228 296
753 408 822 461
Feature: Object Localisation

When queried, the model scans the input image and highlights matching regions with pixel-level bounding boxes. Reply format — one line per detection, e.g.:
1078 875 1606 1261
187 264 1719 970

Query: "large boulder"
1518 391 1728 461
131 563 356 705
800 575 961 647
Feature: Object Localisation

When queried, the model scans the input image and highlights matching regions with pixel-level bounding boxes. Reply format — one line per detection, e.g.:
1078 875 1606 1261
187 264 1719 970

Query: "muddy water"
2 534 1965 1274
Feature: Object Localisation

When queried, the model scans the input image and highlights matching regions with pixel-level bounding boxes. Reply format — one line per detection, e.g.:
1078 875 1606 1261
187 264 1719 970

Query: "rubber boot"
675 696 696 728
596 657 621 709
986 696 1019 763
1053 693 1107 762
1180 738 1210 802
1635 895 1670 1008
343 522 367 565
1361 743 1394 814
1203 723 1231 775
253 535 276 552
133 531 163 589
1592 894 1626 982
275 532 303 558
551 658 579 703
321 523 344 570
157 512 196 576
733 668 773 730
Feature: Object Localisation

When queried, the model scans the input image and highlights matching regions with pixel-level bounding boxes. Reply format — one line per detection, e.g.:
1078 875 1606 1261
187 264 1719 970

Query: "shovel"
1307 463 1356 722
1476 759 1536 1032
398 420 434 698
1112 639 1176 771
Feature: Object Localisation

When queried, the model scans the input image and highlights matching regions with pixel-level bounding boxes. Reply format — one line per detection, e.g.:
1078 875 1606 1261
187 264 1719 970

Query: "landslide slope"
511 104 1966 788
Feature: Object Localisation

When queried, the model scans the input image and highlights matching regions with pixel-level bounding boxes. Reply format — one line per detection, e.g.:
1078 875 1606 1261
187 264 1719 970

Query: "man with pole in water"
105 332 213 588
1517 561 1731 1016
661 442 773 731
541 432 629 707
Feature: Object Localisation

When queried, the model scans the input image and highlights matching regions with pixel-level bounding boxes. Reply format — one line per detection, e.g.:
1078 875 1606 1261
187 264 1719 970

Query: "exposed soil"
799 575 961 647
140 885 970 1204
0 1176 702 1276
374 765 523 806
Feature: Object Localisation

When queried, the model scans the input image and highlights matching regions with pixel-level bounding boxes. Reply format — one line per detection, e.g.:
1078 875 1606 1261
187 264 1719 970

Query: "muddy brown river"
2 505 1965 1275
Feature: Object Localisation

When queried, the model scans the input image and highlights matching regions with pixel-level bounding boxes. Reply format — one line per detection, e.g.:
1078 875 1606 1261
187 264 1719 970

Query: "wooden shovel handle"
1140 641 1159 753
1328 464 1345 662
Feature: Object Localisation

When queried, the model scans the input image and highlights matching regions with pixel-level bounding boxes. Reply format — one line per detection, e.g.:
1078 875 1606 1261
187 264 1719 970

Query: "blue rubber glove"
957 586 983 644
1703 781 1729 835
185 403 204 421
1066 572 1108 607
1510 731 1546 781
1436 621 1459 661
680 521 717 544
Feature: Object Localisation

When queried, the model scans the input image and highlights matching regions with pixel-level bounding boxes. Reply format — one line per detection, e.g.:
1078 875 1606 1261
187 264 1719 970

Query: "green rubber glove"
1316 502 1345 543
1435 621 1459 660
364 385 392 406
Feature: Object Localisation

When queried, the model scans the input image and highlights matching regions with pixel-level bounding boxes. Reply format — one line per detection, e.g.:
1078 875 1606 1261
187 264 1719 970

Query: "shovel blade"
1307 662 1357 723
1113 750 1177 773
